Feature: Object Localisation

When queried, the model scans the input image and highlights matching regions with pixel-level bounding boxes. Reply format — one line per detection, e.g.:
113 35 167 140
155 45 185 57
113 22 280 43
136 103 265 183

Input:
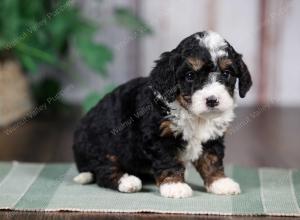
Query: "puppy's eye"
185 72 194 82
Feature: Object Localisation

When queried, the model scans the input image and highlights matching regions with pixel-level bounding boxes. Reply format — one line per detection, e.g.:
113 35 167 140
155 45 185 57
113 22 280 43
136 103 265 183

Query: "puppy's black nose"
206 96 219 108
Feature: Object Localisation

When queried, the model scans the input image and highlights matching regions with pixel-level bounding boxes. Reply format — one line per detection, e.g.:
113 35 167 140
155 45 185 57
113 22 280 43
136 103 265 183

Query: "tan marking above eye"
186 57 204 71
218 58 232 70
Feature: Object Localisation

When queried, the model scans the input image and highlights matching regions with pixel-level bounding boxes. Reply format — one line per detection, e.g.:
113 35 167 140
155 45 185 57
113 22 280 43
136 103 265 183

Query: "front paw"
160 182 193 198
207 177 241 195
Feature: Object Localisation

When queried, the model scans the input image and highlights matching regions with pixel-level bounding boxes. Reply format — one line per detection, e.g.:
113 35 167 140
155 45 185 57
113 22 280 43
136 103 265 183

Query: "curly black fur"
73 31 252 192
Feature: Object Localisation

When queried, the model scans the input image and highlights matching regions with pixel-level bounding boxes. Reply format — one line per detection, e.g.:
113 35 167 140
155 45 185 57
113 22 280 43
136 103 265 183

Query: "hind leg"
95 168 142 193
93 155 142 193
73 138 142 192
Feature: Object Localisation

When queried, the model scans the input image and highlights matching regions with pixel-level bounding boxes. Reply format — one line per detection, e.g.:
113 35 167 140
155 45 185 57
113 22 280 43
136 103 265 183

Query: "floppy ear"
226 43 252 98
236 54 252 98
150 51 181 102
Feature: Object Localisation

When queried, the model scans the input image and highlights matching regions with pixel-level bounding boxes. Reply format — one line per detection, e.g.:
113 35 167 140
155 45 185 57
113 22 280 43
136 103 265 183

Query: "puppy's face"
176 32 238 117
151 31 252 118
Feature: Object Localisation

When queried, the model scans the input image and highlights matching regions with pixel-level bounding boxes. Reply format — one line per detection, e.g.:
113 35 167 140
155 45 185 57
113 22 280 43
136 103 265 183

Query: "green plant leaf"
114 8 152 34
16 42 57 65
46 8 81 52
1 0 21 39
82 84 115 112
74 33 113 76
0 38 7 50
19 54 38 74
19 0 46 19
0 0 153 81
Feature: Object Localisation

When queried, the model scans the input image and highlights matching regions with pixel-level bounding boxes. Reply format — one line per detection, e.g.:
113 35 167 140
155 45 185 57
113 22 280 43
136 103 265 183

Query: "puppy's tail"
73 172 94 184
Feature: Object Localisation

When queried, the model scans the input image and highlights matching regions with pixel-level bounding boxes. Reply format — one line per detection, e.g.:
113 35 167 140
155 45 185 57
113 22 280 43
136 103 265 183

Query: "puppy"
73 31 252 198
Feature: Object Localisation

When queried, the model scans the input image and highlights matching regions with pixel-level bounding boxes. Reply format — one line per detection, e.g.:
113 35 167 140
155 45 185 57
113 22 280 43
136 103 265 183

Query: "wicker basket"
0 60 33 127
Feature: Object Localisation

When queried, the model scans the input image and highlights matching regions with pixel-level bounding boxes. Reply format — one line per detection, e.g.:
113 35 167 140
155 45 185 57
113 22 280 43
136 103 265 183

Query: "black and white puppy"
73 31 252 198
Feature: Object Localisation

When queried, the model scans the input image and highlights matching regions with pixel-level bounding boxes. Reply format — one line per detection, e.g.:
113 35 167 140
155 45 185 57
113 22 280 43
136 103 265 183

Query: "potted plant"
0 0 151 126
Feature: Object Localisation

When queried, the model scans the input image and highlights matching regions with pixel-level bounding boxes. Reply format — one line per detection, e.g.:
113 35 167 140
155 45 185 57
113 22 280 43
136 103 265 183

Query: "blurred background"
0 0 299 168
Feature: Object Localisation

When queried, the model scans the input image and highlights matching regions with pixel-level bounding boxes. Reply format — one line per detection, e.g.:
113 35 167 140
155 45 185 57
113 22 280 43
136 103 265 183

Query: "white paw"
118 174 142 193
160 182 193 199
73 172 94 184
207 177 241 195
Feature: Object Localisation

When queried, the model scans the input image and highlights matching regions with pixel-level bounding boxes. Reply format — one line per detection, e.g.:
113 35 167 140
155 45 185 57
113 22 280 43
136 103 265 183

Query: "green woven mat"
0 162 300 216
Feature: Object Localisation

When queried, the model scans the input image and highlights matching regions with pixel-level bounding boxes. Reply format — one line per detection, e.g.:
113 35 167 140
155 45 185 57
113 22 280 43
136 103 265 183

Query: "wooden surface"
0 107 299 220
0 211 297 220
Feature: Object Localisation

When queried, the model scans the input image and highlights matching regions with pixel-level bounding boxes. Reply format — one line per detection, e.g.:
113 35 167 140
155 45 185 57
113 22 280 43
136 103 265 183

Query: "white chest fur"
169 101 235 163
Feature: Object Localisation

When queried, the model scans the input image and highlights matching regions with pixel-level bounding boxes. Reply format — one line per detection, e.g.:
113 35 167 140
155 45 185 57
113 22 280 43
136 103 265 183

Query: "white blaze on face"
191 31 234 116
195 31 228 63
190 73 234 116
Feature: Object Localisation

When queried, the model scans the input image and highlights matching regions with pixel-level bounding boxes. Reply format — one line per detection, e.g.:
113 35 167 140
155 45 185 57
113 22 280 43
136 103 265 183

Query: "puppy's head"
150 31 252 117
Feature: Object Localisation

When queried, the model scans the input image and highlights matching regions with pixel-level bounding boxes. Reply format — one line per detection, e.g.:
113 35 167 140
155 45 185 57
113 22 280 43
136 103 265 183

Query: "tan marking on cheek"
176 95 191 110
218 58 233 71
159 120 174 137
187 57 204 71
156 169 185 186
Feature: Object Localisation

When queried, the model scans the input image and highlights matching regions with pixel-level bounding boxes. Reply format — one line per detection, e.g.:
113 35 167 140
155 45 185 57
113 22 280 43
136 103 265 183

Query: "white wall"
276 0 300 106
